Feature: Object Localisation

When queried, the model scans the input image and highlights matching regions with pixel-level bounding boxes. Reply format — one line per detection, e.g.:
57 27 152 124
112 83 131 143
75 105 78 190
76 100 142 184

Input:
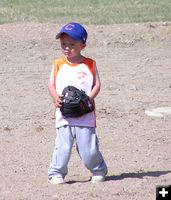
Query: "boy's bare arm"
89 65 101 100
48 65 62 108
48 83 62 108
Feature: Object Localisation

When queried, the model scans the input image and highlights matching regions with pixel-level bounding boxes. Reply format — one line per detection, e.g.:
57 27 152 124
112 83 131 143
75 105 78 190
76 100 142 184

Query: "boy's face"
60 34 86 59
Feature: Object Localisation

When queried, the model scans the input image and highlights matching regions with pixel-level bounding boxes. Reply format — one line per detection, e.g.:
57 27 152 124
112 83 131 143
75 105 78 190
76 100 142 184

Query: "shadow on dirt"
66 178 91 184
106 170 171 181
65 170 171 184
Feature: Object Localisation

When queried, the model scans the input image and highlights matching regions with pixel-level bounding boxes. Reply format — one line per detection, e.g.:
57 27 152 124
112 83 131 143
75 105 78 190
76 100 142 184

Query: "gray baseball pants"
48 125 107 180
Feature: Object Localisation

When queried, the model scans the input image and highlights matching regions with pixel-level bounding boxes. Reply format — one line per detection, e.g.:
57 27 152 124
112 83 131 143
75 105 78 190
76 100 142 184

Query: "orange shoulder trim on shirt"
53 58 65 79
83 57 95 77
54 57 95 79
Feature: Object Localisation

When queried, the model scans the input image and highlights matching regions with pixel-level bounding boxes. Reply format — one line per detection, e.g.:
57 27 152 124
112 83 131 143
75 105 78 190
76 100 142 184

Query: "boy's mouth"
64 50 70 54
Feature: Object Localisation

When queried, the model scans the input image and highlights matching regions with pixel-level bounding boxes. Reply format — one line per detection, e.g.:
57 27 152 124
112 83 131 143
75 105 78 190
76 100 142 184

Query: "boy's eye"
61 43 75 48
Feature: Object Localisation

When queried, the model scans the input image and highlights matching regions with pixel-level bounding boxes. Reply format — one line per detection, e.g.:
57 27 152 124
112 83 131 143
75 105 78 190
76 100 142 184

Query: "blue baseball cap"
56 22 88 43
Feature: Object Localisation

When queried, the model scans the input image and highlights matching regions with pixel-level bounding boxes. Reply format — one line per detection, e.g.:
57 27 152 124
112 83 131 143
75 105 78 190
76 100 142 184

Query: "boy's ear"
82 43 86 49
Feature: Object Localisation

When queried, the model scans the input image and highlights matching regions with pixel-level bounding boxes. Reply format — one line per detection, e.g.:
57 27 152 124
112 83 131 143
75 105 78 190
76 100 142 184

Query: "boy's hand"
53 94 62 108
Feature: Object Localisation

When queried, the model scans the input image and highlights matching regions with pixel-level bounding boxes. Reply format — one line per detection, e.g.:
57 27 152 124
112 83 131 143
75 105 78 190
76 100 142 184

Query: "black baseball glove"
60 86 94 118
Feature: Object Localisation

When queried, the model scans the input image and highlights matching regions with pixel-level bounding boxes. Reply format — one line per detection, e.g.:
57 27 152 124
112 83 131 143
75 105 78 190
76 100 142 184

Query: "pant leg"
75 126 108 176
48 126 74 179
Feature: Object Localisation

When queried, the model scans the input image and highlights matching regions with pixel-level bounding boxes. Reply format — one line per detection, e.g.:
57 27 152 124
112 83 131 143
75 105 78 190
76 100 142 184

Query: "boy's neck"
66 55 85 64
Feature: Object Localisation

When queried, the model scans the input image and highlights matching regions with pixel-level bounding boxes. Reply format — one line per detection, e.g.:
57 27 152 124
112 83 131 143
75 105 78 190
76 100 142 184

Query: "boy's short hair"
56 22 88 43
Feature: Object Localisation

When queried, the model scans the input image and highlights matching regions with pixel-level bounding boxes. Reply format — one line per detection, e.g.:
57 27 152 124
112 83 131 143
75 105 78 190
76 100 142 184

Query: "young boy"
48 22 108 184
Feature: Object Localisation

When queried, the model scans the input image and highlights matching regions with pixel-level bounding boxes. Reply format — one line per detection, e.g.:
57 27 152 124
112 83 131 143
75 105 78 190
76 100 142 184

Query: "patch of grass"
0 0 171 24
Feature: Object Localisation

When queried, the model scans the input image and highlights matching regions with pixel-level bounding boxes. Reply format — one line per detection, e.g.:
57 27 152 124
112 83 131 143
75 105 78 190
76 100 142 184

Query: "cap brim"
55 31 85 42
56 32 62 40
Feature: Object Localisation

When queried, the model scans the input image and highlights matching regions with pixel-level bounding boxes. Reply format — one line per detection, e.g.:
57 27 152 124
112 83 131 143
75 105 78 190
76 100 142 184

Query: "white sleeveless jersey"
49 57 96 128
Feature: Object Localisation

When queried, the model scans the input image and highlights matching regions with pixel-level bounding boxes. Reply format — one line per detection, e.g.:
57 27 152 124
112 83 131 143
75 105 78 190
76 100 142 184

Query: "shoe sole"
48 179 65 185
91 176 105 183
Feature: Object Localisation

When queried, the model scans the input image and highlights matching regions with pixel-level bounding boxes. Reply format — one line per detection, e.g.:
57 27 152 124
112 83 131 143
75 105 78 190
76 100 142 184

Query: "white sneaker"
48 176 65 184
91 175 105 183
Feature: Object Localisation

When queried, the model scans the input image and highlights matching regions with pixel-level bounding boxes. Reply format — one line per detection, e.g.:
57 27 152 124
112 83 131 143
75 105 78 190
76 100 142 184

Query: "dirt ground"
0 21 171 200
